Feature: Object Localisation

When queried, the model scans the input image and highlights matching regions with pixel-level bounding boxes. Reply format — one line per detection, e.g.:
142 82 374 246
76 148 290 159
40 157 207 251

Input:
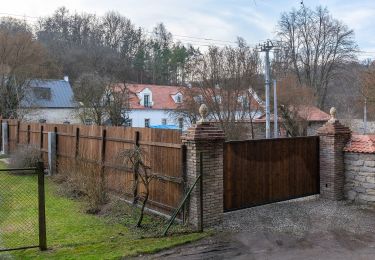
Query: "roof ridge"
31 78 67 82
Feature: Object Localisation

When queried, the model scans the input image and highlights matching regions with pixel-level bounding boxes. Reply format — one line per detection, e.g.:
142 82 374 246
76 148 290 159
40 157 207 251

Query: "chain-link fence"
0 163 46 252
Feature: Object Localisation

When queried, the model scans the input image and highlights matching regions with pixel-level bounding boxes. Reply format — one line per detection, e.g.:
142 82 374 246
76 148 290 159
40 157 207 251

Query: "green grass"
0 154 9 159
0 162 207 259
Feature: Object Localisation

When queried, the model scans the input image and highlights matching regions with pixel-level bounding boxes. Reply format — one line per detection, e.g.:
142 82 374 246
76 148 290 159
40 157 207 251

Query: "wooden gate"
224 136 319 212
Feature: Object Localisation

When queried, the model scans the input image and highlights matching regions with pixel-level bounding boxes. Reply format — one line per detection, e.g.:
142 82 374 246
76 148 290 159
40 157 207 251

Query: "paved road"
145 197 375 259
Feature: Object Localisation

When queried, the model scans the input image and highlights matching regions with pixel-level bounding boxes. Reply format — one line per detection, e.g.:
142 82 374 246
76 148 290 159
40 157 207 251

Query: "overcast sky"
1 0 374 59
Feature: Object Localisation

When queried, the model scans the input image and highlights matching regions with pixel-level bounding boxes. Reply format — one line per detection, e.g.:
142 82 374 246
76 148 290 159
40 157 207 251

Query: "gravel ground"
223 195 375 236
146 196 375 260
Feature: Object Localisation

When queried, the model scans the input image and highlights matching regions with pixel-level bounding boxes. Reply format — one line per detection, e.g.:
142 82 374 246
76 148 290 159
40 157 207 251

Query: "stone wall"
341 119 375 134
344 152 375 204
253 121 325 139
307 121 325 136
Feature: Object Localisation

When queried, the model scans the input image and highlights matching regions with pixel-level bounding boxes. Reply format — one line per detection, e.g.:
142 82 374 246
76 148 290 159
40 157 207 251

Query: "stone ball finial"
198 104 208 124
328 107 337 123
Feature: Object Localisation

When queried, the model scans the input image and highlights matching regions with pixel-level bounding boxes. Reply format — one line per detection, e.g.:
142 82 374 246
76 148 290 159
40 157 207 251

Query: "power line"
0 12 247 47
173 37 231 46
0 12 242 45
0 12 39 19
145 30 244 46
170 34 238 44
4 11 371 57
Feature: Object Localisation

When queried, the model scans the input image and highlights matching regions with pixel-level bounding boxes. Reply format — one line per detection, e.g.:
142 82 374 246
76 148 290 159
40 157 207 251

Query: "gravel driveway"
146 196 375 259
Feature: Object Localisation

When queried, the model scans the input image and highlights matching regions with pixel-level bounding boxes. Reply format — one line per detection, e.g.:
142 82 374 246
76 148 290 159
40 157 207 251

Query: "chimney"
63 76 69 82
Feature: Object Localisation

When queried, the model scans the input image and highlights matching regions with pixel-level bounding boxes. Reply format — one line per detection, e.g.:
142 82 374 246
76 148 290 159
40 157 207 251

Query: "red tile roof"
113 83 263 111
344 134 375 154
255 105 330 123
300 106 330 121
113 83 183 110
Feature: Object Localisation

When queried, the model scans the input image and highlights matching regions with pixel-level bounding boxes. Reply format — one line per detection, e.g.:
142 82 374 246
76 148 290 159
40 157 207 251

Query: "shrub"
9 145 40 169
55 159 108 214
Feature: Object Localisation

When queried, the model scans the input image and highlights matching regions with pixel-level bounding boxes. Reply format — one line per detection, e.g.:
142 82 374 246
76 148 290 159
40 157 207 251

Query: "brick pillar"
317 108 351 200
181 112 225 228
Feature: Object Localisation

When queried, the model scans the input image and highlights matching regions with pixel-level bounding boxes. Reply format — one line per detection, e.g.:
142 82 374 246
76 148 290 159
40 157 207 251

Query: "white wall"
21 108 80 124
129 109 186 128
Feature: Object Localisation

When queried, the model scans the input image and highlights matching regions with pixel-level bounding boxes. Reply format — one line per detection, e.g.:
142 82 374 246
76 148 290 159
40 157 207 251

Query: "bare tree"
74 72 108 125
104 84 131 126
359 61 375 123
178 39 262 140
0 17 56 118
277 74 316 136
118 146 157 227
277 5 357 108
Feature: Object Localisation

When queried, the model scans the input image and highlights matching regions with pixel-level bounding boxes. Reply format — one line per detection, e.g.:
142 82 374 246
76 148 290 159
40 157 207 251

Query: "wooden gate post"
181 104 225 228
317 107 351 200
1 121 9 155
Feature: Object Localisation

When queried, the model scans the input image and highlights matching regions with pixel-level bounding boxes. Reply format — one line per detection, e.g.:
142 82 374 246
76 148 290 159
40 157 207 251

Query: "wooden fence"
1 119 186 216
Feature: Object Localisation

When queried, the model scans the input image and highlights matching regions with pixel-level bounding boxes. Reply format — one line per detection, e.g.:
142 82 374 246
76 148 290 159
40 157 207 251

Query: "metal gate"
224 137 320 212
0 162 46 252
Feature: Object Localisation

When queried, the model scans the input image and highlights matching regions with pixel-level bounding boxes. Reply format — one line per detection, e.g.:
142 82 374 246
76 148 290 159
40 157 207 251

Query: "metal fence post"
47 132 56 175
37 161 47 251
1 121 8 155
199 152 203 232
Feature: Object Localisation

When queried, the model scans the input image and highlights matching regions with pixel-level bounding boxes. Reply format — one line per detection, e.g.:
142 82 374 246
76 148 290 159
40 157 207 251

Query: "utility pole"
273 79 278 138
258 40 275 139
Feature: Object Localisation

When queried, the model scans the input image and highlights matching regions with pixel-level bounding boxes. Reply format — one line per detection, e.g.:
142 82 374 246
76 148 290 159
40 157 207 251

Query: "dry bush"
55 159 108 214
117 146 157 227
9 145 40 169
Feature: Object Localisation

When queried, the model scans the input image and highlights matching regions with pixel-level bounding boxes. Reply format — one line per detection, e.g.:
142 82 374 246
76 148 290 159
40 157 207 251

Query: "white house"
20 77 79 124
112 83 266 130
118 84 185 129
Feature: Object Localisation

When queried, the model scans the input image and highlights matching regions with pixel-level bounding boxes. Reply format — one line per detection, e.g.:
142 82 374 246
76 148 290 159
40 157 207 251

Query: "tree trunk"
136 184 149 227
132 165 139 205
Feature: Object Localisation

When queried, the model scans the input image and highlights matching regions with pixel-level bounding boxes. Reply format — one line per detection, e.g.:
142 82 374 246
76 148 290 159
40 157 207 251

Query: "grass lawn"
0 162 207 259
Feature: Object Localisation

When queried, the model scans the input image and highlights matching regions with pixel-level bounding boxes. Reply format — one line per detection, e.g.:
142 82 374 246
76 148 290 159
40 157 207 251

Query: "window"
125 119 132 127
84 119 93 125
178 118 184 129
33 87 51 100
144 94 150 107
176 95 182 103
162 118 167 125
212 95 222 104
241 96 249 108
145 118 150 128
194 95 204 104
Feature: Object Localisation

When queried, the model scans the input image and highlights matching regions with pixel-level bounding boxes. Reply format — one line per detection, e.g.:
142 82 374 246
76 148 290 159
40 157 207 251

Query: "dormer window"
138 88 153 107
172 92 183 104
144 94 151 107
